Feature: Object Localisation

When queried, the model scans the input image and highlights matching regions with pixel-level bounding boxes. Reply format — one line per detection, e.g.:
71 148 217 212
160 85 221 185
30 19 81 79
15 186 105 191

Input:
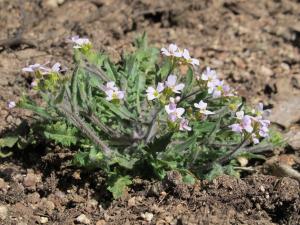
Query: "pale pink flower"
194 100 214 115
165 75 185 94
104 81 124 101
70 36 91 49
161 44 182 57
165 103 185 122
182 49 199 66
179 118 192 131
146 82 165 100
7 101 16 109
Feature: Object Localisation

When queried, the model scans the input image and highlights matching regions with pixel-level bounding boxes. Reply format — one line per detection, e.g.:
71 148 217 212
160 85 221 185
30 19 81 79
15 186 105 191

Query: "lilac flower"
105 90 125 101
7 101 16 109
182 49 199 66
252 103 271 119
30 80 38 88
241 115 253 133
40 63 63 74
161 44 182 57
229 111 253 133
105 81 118 92
258 125 269 138
22 62 63 75
165 75 185 94
146 82 165 101
165 102 185 122
104 81 124 101
179 118 192 131
229 123 243 133
194 100 214 115
22 63 48 73
201 67 219 93
70 36 91 49
252 134 260 144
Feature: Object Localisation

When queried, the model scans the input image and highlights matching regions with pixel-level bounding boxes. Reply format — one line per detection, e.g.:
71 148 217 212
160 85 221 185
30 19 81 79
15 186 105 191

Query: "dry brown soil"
0 0 300 224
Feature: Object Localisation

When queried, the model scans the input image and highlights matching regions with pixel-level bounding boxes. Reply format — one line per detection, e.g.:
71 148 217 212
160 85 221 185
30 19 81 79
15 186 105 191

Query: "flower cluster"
146 74 185 101
104 81 125 102
22 62 63 75
161 44 199 66
229 105 270 144
200 67 234 98
70 36 91 49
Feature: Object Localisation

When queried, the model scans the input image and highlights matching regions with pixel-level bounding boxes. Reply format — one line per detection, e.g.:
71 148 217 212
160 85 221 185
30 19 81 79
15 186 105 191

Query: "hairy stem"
58 104 111 156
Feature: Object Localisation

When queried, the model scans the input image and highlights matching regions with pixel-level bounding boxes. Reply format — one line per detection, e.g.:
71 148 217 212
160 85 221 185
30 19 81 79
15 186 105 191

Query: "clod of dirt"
0 205 8 220
23 172 41 190
76 214 91 224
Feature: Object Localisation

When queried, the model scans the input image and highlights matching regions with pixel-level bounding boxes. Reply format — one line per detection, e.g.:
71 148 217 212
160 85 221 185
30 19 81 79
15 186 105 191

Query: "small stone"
280 63 290 71
17 222 27 225
0 178 8 192
96 220 106 225
260 66 273 77
237 156 248 167
260 185 265 192
141 212 154 222
87 199 98 208
76 214 91 224
27 192 40 204
23 173 37 188
40 217 48 224
0 205 8 220
127 197 135 207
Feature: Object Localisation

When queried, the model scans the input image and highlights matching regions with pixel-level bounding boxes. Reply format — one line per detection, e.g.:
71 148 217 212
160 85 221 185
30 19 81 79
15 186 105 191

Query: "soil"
0 0 300 224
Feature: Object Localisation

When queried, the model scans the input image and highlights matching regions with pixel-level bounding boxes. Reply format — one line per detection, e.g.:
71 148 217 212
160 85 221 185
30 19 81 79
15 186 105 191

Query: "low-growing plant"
2 34 284 198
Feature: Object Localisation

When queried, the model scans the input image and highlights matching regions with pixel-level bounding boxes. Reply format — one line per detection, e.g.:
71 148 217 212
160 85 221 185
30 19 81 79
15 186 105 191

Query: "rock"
284 125 300 150
96 220 106 225
76 214 91 224
87 199 98 208
141 212 154 222
260 66 273 77
23 173 37 188
0 205 8 220
0 178 8 192
269 94 300 128
127 197 136 207
40 216 49 224
45 0 65 7
27 192 40 204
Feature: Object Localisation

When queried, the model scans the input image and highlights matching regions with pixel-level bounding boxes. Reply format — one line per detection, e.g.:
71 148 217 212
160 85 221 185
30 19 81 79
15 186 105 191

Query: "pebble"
260 65 273 77
141 212 154 222
96 220 106 225
23 173 37 188
0 178 8 192
0 205 8 220
76 214 91 224
40 217 49 224
127 197 136 207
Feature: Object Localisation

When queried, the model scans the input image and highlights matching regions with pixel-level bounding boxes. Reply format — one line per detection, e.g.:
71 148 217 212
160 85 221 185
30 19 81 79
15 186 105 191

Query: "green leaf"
101 100 135 120
108 175 132 199
109 154 138 169
205 163 224 180
182 173 196 184
44 121 77 146
0 136 18 148
182 67 194 96
18 97 52 119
